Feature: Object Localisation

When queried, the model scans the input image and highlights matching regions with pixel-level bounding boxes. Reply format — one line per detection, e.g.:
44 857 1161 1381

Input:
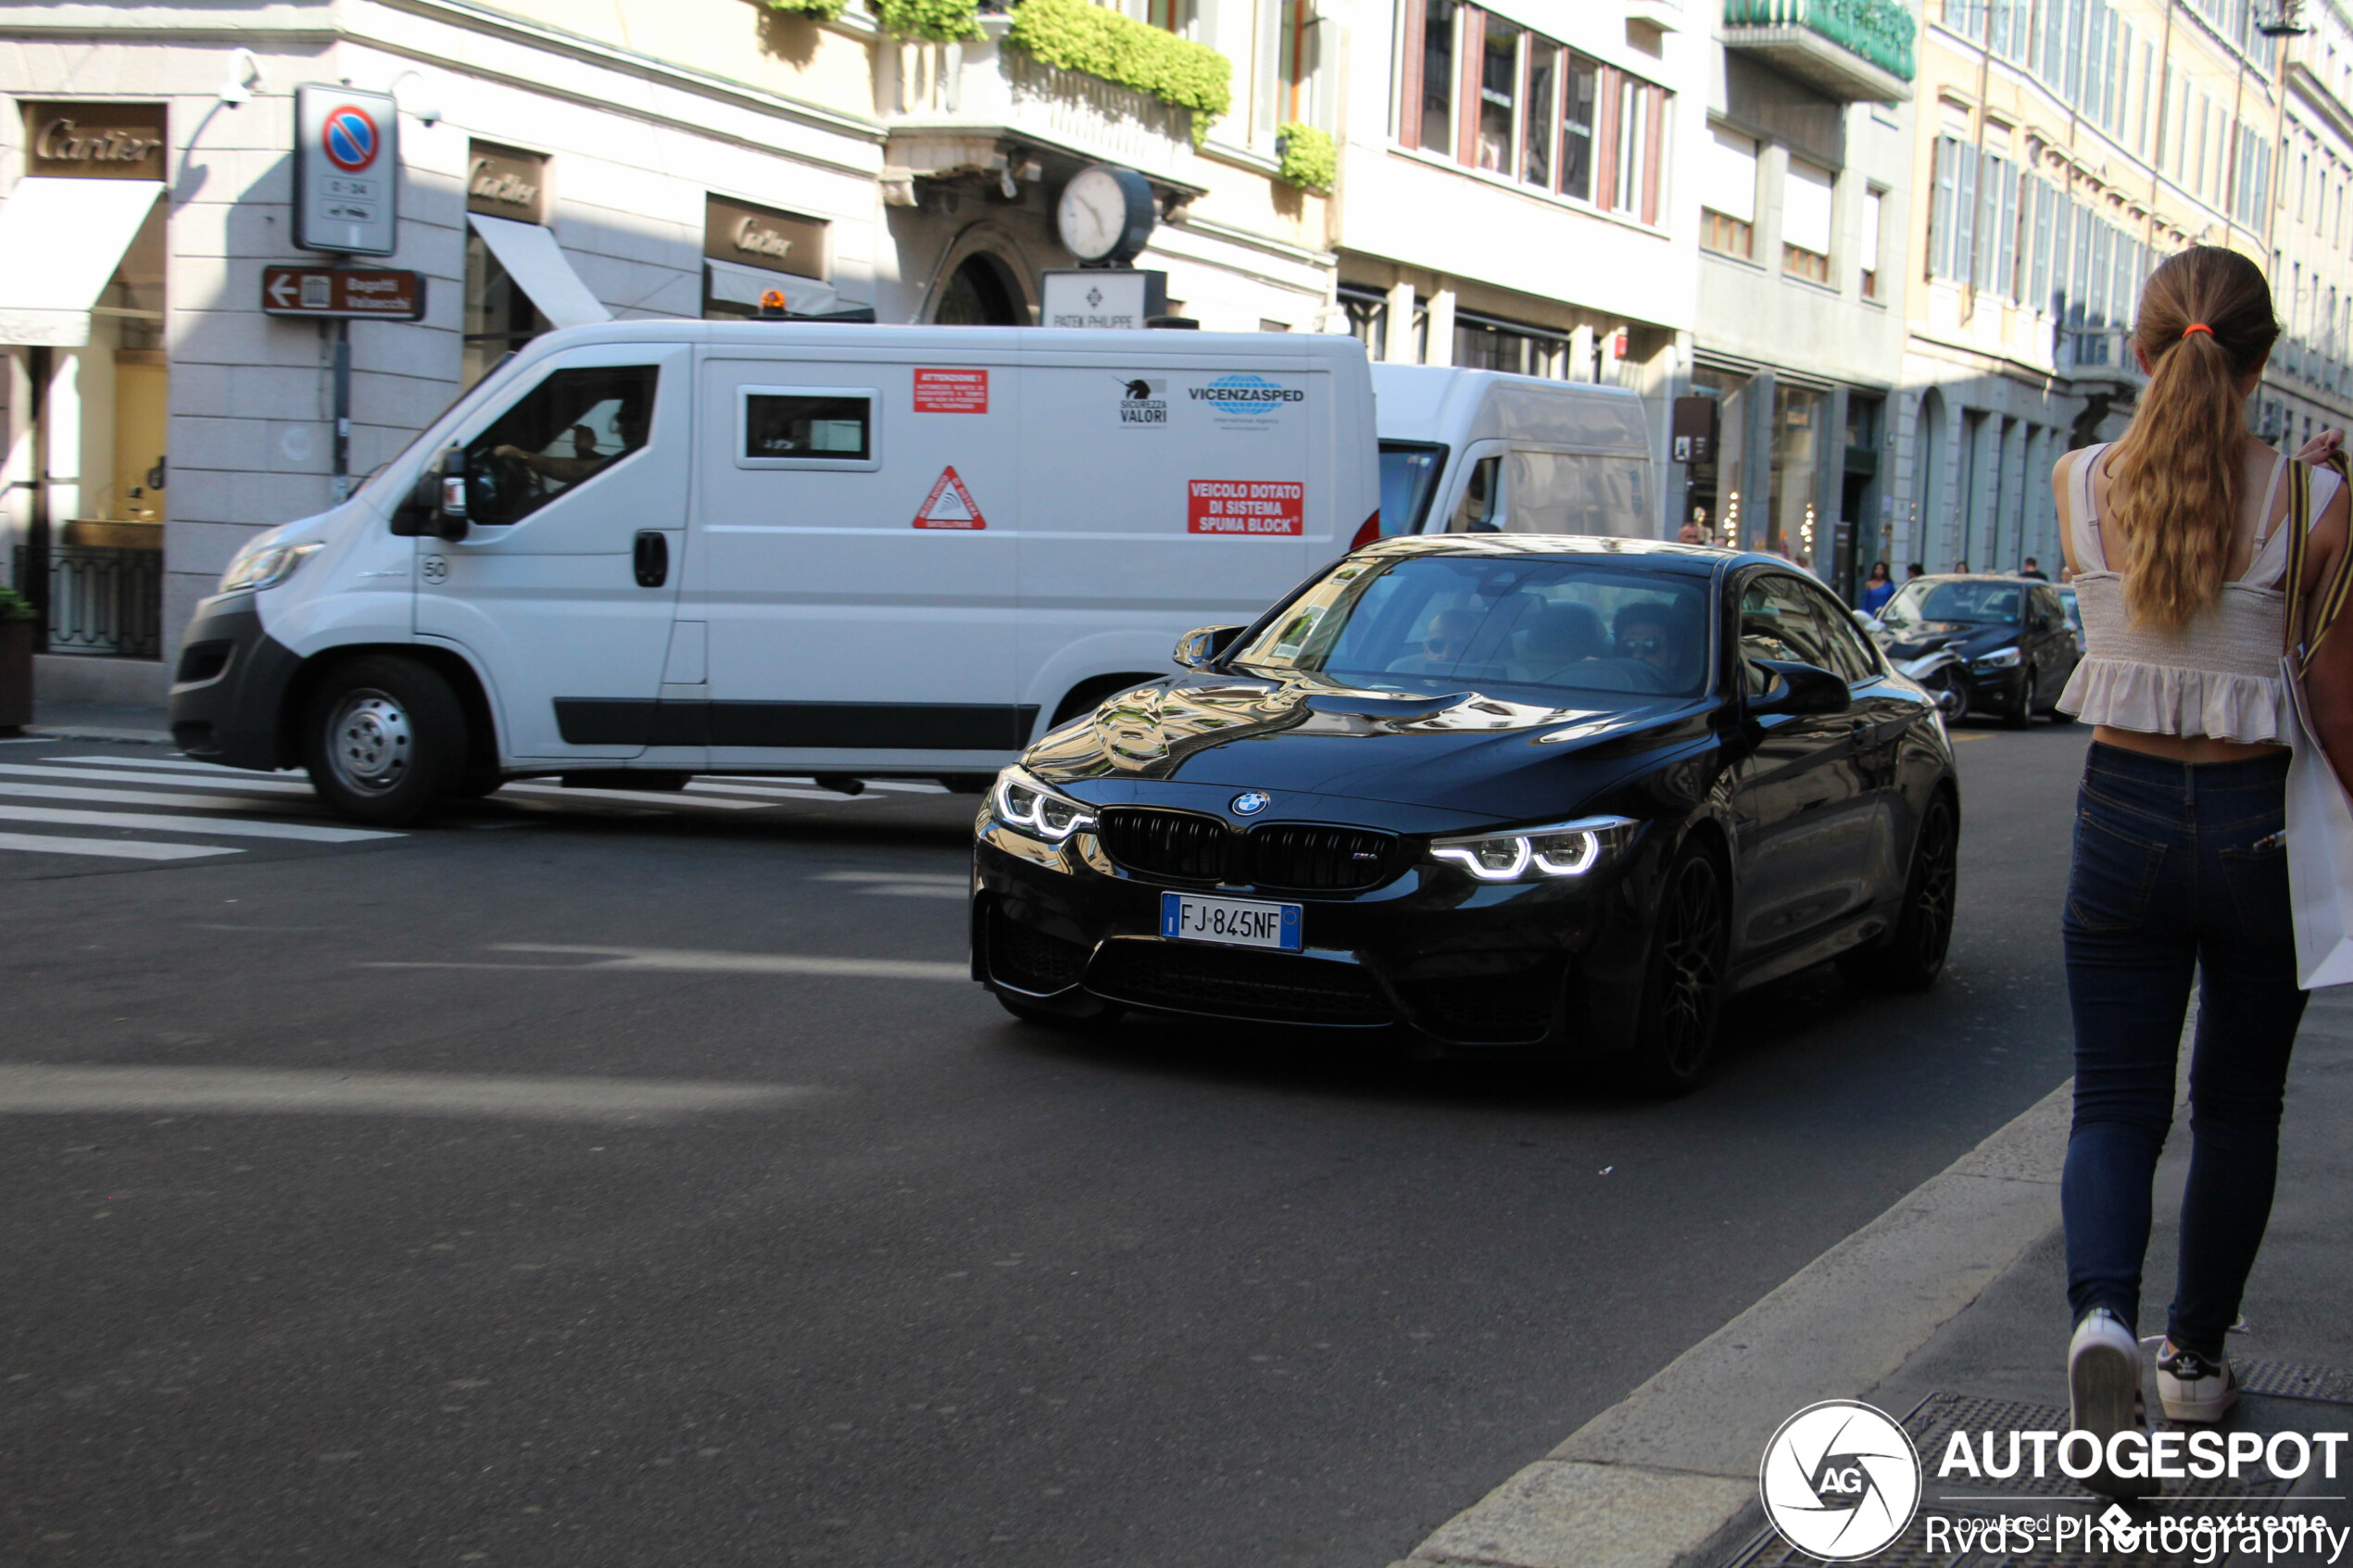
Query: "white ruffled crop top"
2057 444 2343 743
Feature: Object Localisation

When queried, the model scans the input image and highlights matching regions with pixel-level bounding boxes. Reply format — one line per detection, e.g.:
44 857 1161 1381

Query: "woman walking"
1858 560 1897 615
2053 246 2347 1495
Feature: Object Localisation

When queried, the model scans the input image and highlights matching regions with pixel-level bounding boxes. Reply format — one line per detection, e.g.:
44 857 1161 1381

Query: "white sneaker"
2157 1340 2239 1423
2070 1309 2157 1499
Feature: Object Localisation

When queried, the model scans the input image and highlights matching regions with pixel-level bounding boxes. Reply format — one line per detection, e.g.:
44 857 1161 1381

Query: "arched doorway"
934 254 1026 325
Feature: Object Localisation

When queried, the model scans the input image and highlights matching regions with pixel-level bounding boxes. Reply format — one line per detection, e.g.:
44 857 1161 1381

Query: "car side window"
1739 574 1837 676
465 364 659 527
1800 583 1881 683
1447 457 1502 533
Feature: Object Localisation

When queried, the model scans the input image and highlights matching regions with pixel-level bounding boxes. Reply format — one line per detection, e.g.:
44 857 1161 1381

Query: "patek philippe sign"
467 142 548 224
1041 269 1168 330
295 83 398 255
22 102 167 181
703 195 825 280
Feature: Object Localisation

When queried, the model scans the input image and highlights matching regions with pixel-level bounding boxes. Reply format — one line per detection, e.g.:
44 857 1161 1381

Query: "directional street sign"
295 83 398 255
260 266 425 320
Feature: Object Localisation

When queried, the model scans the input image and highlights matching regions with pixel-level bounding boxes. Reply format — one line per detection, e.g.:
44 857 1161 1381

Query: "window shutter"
1593 68 1621 211
1397 0 1425 144
1457 6 1485 167
1640 84 1665 225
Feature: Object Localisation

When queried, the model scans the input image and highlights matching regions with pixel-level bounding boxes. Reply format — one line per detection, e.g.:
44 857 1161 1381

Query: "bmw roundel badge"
1231 790 1272 817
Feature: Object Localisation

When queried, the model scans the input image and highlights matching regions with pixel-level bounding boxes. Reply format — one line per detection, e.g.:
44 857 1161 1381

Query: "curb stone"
1391 1080 2074 1568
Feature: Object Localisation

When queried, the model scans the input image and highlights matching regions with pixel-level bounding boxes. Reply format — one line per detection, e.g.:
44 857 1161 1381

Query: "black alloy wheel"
1933 667 1970 724
1843 793 1957 993
1626 843 1730 1095
2003 665 2036 728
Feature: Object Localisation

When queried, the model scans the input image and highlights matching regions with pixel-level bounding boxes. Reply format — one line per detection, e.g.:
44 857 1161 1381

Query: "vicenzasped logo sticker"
1188 373 1304 430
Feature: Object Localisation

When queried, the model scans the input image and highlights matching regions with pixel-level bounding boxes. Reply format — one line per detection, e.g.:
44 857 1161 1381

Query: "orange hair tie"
2183 322 2215 339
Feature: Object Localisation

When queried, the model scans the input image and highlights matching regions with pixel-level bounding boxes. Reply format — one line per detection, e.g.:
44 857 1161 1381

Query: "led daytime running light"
991 766 1096 842
219 542 322 594
1430 816 1640 883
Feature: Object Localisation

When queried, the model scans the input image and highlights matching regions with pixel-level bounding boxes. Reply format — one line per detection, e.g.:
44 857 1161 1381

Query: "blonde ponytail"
2105 246 2279 630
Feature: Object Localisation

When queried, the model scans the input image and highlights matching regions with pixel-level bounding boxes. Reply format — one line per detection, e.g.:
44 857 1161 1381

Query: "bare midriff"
2091 724 2287 763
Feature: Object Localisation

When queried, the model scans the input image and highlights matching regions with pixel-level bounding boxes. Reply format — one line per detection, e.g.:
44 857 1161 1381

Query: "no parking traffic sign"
296 84 398 255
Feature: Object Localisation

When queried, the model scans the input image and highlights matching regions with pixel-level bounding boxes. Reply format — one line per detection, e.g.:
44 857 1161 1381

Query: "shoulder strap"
2313 455 2353 658
2253 453 2291 551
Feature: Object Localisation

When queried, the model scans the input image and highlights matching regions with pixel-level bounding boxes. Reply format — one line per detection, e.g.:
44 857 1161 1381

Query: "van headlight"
1429 816 1641 882
991 766 1096 842
219 542 322 594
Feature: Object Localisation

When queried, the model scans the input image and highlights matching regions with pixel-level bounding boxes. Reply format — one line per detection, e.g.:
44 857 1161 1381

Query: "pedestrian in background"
1954 560 1972 573
1907 561 1926 580
1858 560 1896 614
2051 245 2350 1496
2021 557 2050 580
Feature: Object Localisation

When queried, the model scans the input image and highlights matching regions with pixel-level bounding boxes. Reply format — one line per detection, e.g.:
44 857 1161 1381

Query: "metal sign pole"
331 316 353 502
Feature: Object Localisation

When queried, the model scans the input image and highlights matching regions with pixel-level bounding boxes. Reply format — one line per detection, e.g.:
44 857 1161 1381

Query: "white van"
169 321 1379 823
1364 365 1657 542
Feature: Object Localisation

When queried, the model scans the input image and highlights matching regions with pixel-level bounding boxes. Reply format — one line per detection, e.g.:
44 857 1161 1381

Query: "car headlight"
219 542 323 594
991 766 1097 842
1971 646 2021 670
1429 815 1641 883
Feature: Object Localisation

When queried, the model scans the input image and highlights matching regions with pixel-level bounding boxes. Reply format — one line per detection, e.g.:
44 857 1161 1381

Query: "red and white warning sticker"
913 368 988 414
1188 479 1303 535
913 465 986 529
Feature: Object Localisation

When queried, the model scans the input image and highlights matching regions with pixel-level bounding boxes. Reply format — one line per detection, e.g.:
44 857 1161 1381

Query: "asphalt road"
2 721 2089 1568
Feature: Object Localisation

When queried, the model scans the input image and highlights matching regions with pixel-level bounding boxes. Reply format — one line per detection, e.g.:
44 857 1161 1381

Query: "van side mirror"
1174 624 1247 671
392 447 470 540
1747 659 1852 717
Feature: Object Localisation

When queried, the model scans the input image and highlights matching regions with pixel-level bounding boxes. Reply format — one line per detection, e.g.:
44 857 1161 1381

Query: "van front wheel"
304 657 466 825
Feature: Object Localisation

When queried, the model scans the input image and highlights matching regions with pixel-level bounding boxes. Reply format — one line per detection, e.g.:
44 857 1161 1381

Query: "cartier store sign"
704 194 825 280
22 101 167 180
467 142 548 224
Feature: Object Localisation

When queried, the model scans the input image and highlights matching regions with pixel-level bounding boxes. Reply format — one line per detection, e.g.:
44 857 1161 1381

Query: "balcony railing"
882 18 1200 192
12 543 163 659
1720 0 1917 100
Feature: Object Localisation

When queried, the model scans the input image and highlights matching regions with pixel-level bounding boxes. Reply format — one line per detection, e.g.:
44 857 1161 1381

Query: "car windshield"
1228 553 1712 699
1882 580 2023 627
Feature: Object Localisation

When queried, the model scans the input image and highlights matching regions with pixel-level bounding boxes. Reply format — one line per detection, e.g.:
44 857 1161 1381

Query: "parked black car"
1872 574 2081 728
970 536 1961 1092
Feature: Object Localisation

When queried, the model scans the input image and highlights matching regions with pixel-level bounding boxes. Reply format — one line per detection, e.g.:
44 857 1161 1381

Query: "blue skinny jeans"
2061 743 2306 1361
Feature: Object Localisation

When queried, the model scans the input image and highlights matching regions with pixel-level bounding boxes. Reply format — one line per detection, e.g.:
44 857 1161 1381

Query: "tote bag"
2280 457 2353 987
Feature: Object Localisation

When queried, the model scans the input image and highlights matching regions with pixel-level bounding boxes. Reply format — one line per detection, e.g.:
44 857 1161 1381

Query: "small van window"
740 390 876 467
1448 456 1502 533
468 364 658 526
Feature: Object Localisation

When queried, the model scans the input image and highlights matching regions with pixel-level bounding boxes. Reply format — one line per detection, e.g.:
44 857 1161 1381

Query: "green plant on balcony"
764 0 849 23
1006 0 1232 144
876 0 985 41
0 586 33 621
1720 0 1917 81
1275 122 1335 193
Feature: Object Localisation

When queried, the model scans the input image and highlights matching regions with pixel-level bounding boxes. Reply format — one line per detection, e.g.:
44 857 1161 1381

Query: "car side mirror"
1850 609 1884 634
1174 624 1247 671
1748 659 1851 717
392 447 470 540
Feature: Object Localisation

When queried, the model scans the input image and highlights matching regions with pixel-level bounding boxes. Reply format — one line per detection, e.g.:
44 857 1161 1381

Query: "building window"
1475 14 1518 172
1419 0 1456 154
1783 160 1834 284
462 230 549 390
1701 125 1757 258
1558 56 1598 202
1522 43 1554 189
1454 310 1570 377
1929 135 1978 282
1276 0 1315 125
1861 187 1884 297
1610 74 1650 218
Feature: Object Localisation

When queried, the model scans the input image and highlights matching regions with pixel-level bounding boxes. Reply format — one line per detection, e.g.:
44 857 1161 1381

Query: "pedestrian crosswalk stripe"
0 763 316 794
0 830 240 861
503 783 770 809
681 781 875 802
52 755 290 777
0 805 398 843
0 782 326 813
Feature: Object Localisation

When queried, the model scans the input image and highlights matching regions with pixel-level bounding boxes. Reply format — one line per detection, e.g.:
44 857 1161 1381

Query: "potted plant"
0 584 33 734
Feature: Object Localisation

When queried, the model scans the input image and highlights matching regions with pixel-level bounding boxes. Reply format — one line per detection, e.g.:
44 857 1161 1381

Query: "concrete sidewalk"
1394 993 2353 1568
17 697 172 744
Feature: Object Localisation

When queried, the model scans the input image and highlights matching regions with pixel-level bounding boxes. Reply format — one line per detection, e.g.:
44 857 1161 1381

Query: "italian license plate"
1160 891 1302 951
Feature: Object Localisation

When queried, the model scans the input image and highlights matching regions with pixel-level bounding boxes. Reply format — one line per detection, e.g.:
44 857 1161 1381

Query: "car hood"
1882 620 2018 659
1021 672 1719 828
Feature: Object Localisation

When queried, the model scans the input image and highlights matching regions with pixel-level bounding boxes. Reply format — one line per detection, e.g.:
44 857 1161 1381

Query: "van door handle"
633 531 669 588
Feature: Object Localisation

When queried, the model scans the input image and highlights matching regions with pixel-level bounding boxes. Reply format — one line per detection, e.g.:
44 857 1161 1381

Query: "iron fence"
10 543 163 659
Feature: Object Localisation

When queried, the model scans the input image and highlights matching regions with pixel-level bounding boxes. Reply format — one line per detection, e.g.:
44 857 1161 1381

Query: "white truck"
1365 365 1657 543
169 321 1380 823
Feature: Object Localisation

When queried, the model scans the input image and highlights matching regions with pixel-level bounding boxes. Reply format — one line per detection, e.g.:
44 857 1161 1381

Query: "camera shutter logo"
1758 1400 1920 1561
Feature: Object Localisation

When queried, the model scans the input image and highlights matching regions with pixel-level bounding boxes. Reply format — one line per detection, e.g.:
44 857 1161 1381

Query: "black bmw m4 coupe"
970 535 1960 1092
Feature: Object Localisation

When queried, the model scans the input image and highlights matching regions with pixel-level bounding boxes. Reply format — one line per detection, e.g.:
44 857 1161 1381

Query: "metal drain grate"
1724 1392 2302 1568
2238 1361 2353 1404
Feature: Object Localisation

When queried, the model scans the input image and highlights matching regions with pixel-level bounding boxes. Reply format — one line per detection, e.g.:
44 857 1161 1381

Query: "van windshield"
1378 442 1446 537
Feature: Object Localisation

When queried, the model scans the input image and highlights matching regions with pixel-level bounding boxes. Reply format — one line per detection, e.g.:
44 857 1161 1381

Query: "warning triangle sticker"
912 465 985 530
